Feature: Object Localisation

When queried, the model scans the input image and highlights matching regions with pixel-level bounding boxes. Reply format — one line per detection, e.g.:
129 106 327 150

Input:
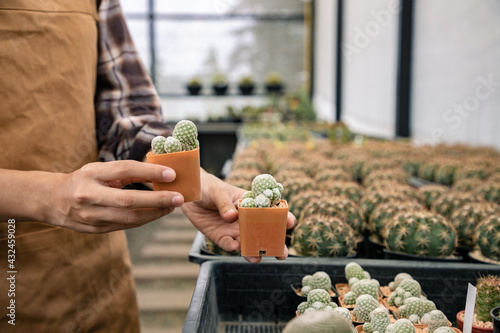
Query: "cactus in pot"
431 192 484 219
353 294 380 322
421 310 449 333
301 271 332 294
151 120 199 155
363 308 392 333
475 275 500 323
238 174 284 208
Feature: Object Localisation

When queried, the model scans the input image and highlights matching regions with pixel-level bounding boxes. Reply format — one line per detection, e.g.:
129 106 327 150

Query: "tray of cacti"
146 120 201 202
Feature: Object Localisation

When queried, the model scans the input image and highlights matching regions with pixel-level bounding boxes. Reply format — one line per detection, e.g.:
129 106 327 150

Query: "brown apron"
0 1 140 331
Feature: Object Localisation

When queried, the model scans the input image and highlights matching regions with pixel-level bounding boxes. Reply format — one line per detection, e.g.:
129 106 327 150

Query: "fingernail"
172 195 184 207
162 169 175 181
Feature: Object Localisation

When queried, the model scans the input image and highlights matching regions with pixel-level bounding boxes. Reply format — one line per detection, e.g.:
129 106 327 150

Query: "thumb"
213 192 239 223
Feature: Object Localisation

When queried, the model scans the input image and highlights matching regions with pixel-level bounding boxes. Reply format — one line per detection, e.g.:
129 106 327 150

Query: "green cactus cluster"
384 211 457 258
151 120 199 155
345 262 370 281
301 271 332 296
363 308 391 333
387 318 416 333
474 275 500 322
296 288 338 316
292 215 356 257
353 294 380 322
238 174 284 208
387 278 423 307
388 272 413 291
474 215 500 262
421 310 449 333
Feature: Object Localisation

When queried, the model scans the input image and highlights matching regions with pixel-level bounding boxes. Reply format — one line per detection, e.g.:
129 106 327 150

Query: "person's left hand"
181 169 296 263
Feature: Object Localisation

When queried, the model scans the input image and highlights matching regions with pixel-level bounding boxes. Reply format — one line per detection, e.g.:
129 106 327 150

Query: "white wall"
313 0 336 122
411 0 500 150
341 0 400 138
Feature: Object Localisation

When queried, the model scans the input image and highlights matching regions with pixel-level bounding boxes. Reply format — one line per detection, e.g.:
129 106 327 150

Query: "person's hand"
181 170 296 263
45 160 183 233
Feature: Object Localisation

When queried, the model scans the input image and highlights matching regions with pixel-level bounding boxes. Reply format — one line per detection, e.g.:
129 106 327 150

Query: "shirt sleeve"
95 0 171 162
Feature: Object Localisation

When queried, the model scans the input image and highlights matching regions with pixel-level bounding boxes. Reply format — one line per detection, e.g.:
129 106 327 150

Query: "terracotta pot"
238 200 288 257
146 148 201 202
457 310 494 333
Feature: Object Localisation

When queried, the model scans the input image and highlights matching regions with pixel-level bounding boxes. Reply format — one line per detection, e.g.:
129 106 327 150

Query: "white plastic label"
463 283 477 333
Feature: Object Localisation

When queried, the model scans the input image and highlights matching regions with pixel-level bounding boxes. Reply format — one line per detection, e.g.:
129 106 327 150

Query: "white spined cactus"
173 120 198 146
164 136 182 153
151 136 167 155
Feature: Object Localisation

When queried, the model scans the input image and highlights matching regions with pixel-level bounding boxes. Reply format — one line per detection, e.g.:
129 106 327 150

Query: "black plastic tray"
183 258 500 332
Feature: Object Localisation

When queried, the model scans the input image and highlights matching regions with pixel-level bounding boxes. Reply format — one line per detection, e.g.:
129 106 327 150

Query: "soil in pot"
457 310 494 333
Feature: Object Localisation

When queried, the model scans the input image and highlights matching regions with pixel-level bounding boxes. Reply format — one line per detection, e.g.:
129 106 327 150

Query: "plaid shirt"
95 0 171 162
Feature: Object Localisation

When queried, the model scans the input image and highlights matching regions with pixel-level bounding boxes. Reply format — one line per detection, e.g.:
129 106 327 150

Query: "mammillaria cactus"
353 294 380 322
418 185 449 209
283 311 356 333
450 202 498 250
238 174 284 208
398 297 425 319
302 271 332 292
345 262 370 281
431 192 483 219
474 215 500 262
388 273 413 291
387 279 422 307
384 211 458 258
292 215 356 257
388 319 416 333
150 120 199 155
363 308 391 333
474 275 500 322
351 279 380 299
421 310 449 333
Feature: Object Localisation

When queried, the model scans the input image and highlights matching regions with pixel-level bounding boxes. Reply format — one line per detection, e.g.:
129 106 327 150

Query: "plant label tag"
463 283 477 333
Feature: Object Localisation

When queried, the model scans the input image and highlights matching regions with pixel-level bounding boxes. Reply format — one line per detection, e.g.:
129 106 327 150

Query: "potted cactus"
146 120 201 202
457 275 500 333
238 75 255 95
211 73 229 96
186 77 202 95
265 71 284 94
237 174 288 257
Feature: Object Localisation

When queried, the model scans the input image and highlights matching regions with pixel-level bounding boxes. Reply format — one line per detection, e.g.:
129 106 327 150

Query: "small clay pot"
146 148 201 202
238 200 288 257
457 310 494 333
490 307 500 333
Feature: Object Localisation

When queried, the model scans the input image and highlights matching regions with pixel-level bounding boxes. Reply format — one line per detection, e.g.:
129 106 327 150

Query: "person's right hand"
45 160 184 233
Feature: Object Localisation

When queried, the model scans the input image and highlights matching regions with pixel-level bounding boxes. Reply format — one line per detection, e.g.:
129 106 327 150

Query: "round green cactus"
343 291 356 306
326 181 364 203
254 194 271 207
390 319 416 333
172 120 198 145
240 198 256 208
345 262 367 281
353 294 379 322
307 271 332 291
399 297 425 318
368 308 391 333
307 289 331 304
388 273 413 291
369 201 425 244
151 135 167 155
351 279 379 299
431 192 484 219
164 136 182 153
450 202 497 249
398 279 421 297
385 211 458 257
474 215 500 261
418 185 449 209
360 190 413 221
478 182 500 204
291 215 356 257
421 310 449 333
